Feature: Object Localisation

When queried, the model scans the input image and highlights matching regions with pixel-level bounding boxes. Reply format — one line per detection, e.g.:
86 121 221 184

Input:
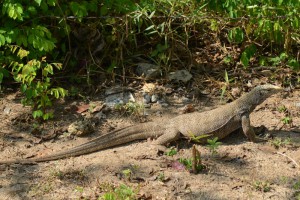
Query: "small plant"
29 181 54 196
179 158 193 170
179 156 205 173
157 172 166 182
122 169 132 180
179 147 206 173
253 181 271 192
207 137 222 156
282 116 292 125
221 70 234 99
12 57 68 120
270 137 291 149
75 186 84 193
277 105 287 113
293 180 300 190
100 184 138 200
294 192 300 200
50 168 64 179
192 145 205 173
165 147 177 156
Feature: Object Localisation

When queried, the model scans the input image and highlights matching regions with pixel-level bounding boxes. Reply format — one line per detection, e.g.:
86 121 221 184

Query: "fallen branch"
276 152 299 168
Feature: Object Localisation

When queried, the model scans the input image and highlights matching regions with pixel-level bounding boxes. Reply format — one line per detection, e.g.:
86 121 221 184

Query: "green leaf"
0 34 5 46
34 0 42 6
70 2 88 20
33 110 43 118
47 0 56 6
259 56 267 66
288 59 300 71
28 6 37 15
100 5 108 15
7 3 24 20
0 73 3 84
210 19 219 31
43 112 53 120
240 44 257 67
0 67 9 78
145 25 155 31
228 27 244 43
21 84 27 92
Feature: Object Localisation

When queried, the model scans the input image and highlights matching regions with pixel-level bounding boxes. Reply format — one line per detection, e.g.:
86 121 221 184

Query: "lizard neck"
233 91 260 113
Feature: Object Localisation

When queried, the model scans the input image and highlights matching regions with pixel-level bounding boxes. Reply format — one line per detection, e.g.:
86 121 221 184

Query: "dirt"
0 87 300 200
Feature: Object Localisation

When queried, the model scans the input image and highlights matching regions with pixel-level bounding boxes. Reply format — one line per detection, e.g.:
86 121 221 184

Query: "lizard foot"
253 137 268 143
147 143 167 155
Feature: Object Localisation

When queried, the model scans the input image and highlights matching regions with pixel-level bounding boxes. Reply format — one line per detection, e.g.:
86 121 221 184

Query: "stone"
136 63 161 79
151 94 159 103
168 70 192 83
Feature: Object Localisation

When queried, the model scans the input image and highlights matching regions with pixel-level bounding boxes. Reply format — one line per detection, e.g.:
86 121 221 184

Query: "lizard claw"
148 143 167 154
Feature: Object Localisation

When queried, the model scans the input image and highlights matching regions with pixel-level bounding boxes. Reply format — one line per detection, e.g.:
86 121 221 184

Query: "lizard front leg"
241 114 256 142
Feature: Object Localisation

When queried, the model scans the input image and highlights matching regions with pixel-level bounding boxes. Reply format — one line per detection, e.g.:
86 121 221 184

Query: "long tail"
1 123 164 164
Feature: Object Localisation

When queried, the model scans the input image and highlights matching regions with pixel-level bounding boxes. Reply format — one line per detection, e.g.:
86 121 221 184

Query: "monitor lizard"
0 84 282 164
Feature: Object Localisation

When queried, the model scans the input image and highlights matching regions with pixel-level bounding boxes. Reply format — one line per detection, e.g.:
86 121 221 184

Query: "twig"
276 152 299 168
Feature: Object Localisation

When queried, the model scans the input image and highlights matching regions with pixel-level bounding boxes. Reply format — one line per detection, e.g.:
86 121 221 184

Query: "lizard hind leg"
153 128 181 145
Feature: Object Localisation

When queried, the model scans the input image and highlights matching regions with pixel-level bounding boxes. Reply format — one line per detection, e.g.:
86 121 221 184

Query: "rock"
151 94 159 103
67 119 94 136
168 70 192 83
105 86 134 95
160 103 169 108
143 94 151 104
156 111 162 116
94 111 106 120
3 106 11 114
105 86 135 107
181 97 191 103
136 63 161 79
295 102 300 109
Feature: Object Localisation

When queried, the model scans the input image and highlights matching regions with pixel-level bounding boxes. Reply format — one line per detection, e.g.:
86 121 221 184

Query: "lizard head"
248 84 282 106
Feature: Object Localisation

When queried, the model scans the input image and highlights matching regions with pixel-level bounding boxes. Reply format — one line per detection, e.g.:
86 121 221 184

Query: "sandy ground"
0 88 300 200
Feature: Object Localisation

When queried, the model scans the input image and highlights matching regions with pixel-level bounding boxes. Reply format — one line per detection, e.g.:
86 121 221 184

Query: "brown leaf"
76 104 90 113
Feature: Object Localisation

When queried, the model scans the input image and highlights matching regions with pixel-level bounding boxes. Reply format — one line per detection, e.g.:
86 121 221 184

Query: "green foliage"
13 57 68 120
293 180 300 190
241 44 257 67
1 0 300 120
157 172 166 182
179 157 205 172
100 184 138 200
228 27 244 44
189 133 213 143
121 169 132 180
277 105 287 113
270 137 291 149
253 180 271 192
165 147 178 156
0 0 68 120
207 137 222 156
282 116 292 125
221 70 234 99
179 157 193 170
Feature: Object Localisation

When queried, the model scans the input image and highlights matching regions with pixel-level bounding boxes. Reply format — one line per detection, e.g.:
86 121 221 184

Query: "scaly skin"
0 84 281 164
